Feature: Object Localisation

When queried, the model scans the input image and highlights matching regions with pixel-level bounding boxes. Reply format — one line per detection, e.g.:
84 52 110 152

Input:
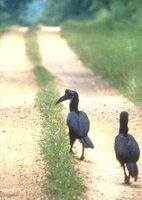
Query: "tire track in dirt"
0 32 45 199
38 27 142 200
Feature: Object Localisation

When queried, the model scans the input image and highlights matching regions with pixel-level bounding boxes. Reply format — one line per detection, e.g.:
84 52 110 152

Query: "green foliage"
0 0 33 25
107 0 142 23
0 0 9 25
62 19 142 106
0 0 4 6
40 0 142 25
42 0 93 25
25 28 85 200
0 0 141 26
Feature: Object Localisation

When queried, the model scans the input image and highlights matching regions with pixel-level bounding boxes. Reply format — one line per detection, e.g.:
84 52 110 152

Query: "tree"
42 0 93 25
0 0 34 25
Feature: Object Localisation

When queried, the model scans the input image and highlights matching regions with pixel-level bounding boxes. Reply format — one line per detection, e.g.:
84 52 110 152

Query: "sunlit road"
37 27 142 200
0 32 44 199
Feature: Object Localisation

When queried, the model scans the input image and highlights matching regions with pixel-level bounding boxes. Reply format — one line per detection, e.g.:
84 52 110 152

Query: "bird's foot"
80 156 85 161
69 149 75 154
124 176 130 185
134 177 137 182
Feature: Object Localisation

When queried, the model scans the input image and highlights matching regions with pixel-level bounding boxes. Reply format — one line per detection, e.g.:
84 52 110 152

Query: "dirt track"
38 27 142 200
0 28 142 200
0 32 44 199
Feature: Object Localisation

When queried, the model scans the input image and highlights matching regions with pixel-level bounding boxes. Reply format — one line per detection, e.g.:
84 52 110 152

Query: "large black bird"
56 89 94 160
114 111 140 184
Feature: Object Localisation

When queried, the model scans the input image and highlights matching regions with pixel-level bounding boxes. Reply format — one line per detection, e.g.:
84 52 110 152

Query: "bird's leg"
70 145 74 154
125 172 131 184
80 145 85 160
122 164 129 184
134 174 137 182
127 172 131 184
69 132 76 154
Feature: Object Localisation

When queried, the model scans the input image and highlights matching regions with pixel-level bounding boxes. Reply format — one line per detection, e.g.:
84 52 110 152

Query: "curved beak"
55 94 68 105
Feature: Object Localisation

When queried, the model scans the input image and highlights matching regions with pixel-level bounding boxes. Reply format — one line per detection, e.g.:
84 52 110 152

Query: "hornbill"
56 89 94 160
114 111 140 184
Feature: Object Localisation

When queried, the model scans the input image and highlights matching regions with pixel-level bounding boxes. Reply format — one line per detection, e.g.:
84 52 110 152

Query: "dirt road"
38 27 142 200
0 28 142 200
0 32 44 199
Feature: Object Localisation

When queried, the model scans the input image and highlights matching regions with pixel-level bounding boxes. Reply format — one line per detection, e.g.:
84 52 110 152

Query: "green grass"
61 19 142 107
25 29 85 200
0 25 20 35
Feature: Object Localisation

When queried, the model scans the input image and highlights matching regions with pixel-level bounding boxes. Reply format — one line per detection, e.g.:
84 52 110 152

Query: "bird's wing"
114 134 129 161
67 111 90 138
114 134 140 162
127 134 140 162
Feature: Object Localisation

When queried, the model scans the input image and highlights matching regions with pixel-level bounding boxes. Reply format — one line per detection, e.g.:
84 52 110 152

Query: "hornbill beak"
55 94 68 105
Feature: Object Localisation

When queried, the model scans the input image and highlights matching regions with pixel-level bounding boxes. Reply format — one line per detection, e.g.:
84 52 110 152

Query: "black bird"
114 111 140 184
56 89 94 160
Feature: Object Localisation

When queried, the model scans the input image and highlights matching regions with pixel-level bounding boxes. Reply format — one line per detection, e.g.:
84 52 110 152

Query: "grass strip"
24 28 85 200
0 25 20 35
62 20 142 107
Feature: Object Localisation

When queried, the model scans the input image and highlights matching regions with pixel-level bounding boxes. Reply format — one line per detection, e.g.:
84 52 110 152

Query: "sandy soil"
0 32 45 199
38 27 142 200
1 28 142 200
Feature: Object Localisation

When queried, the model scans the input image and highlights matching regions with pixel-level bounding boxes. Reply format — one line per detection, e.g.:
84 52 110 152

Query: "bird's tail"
80 136 94 148
126 162 138 181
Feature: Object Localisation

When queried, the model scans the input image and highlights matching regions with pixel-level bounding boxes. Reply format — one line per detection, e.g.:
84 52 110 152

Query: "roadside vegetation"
0 25 19 35
61 9 142 107
24 29 85 200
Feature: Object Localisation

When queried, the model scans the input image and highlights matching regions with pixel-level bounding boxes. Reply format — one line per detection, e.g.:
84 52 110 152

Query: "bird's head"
56 89 78 105
119 111 129 134
119 111 129 124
